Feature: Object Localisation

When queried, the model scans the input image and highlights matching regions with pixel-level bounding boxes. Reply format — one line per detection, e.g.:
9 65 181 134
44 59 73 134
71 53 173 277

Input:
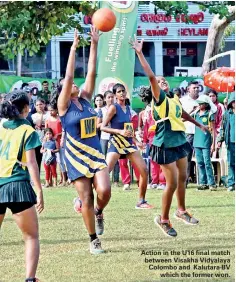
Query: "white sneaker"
156 184 165 190
90 238 105 255
123 184 131 191
151 184 158 189
147 183 153 189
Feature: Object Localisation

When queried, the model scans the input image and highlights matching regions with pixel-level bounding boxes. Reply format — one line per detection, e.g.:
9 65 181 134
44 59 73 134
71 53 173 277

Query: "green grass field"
0 184 235 282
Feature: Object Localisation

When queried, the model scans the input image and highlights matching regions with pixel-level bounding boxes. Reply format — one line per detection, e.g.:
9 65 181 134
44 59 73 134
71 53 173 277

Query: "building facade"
50 3 235 79
0 3 234 79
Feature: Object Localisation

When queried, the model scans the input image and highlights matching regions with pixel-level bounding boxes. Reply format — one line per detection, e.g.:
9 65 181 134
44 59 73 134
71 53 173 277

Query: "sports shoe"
196 185 209 191
73 197 82 214
154 215 177 237
123 184 131 191
156 184 166 190
209 185 217 191
135 200 154 209
174 210 199 225
95 214 104 235
227 186 235 192
90 238 105 255
148 183 157 189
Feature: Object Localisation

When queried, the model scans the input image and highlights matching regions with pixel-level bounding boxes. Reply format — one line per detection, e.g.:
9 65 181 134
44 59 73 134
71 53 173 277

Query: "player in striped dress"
57 28 111 254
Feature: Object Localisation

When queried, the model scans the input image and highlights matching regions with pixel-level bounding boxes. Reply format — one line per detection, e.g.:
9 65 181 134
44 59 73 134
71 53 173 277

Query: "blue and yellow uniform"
150 90 191 164
0 119 41 210
60 98 107 181
108 103 137 157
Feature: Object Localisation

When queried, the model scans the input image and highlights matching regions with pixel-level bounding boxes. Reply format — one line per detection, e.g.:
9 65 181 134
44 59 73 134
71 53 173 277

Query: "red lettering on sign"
137 29 142 36
179 28 208 36
140 13 172 23
146 27 168 36
175 12 204 24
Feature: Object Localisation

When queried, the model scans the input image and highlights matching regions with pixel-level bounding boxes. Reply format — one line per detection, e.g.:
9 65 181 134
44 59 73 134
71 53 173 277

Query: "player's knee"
82 192 94 207
140 165 148 178
23 229 39 241
166 179 177 191
100 185 111 201
179 173 188 184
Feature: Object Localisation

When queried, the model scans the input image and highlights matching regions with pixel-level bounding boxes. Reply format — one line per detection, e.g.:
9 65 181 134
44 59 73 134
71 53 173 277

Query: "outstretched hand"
88 25 100 44
72 29 80 49
129 34 144 54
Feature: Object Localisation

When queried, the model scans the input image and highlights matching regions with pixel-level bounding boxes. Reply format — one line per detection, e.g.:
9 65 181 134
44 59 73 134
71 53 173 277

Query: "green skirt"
0 181 37 203
150 142 191 165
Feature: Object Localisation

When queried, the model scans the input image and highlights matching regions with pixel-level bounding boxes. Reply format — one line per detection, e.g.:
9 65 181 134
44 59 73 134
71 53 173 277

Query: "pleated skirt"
0 181 37 203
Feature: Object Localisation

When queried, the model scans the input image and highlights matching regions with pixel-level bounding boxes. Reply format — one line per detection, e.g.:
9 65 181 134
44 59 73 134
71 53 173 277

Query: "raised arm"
129 35 160 102
58 29 80 116
80 26 100 101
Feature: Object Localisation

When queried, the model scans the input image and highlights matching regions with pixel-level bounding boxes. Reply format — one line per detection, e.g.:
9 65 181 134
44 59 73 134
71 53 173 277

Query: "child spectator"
207 89 224 136
192 95 217 191
45 102 67 186
217 94 235 191
41 128 59 187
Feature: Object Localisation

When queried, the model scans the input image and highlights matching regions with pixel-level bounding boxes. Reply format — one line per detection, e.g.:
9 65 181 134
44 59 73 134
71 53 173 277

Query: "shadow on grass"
3 216 80 223
190 204 235 208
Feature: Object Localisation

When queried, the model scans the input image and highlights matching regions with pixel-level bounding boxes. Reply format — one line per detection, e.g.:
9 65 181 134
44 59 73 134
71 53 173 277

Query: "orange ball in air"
92 8 116 32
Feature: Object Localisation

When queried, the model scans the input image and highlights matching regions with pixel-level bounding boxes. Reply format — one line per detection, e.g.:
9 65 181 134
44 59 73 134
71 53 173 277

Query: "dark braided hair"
0 90 29 119
139 86 152 104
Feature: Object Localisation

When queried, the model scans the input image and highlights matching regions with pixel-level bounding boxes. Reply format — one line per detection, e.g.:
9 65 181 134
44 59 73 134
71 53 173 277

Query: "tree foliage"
0 1 235 62
0 1 98 59
150 1 235 21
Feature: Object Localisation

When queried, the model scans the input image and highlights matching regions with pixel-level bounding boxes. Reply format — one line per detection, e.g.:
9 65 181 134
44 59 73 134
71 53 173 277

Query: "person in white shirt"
180 81 200 185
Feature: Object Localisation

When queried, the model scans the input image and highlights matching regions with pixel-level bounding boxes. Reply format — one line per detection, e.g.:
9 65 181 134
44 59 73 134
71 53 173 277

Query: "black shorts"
0 202 34 215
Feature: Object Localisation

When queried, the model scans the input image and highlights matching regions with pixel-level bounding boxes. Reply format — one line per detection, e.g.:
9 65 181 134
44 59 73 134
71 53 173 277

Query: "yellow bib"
124 123 134 137
152 94 185 132
80 117 97 139
0 124 35 177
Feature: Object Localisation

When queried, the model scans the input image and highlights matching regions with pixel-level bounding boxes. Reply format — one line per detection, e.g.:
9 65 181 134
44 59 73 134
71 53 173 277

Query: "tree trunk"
16 52 22 76
202 7 235 74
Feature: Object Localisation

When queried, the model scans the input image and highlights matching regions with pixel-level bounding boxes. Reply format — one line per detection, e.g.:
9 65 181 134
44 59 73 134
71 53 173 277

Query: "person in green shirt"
218 93 235 191
192 95 217 191
38 80 51 103
130 36 208 237
0 90 44 282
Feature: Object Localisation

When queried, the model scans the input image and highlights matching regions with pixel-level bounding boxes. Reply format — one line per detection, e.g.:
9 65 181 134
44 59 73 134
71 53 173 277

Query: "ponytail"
0 91 29 119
